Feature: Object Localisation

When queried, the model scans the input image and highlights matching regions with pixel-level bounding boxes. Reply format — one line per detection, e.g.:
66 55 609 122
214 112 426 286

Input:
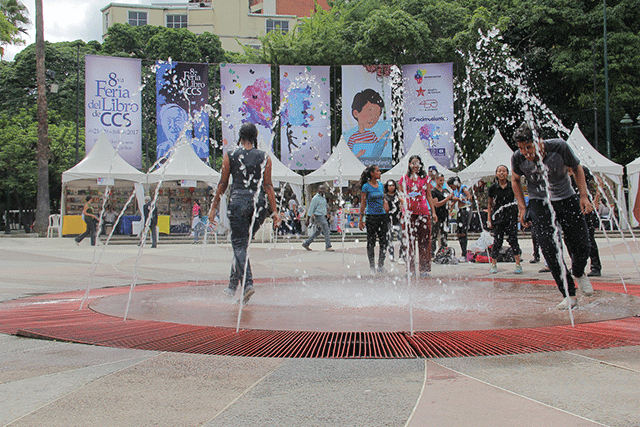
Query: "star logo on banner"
416 87 426 97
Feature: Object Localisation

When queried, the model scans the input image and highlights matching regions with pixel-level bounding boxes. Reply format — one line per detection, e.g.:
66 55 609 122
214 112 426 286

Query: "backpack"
495 246 515 263
433 246 458 264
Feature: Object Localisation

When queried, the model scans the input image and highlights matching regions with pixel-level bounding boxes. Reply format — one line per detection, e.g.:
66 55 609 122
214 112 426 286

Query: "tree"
34 0 48 235
0 0 29 58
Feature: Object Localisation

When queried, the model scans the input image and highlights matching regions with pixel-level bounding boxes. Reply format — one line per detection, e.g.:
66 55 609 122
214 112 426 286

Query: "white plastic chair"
259 217 274 243
47 214 62 238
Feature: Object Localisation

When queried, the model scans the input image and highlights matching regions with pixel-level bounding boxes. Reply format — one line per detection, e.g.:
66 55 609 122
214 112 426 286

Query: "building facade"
101 0 329 53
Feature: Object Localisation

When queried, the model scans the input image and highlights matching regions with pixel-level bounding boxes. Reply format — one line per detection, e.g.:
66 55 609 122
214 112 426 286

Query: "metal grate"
2 281 639 359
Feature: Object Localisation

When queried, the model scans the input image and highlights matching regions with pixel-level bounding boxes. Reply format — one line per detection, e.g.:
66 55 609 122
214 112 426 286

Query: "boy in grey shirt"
511 123 594 310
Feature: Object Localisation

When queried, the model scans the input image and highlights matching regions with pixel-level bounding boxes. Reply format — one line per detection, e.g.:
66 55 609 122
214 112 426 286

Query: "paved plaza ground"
1 234 639 426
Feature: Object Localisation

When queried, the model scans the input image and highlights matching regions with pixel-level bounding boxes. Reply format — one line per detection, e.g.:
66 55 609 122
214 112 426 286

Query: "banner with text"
402 63 455 168
156 61 209 160
280 65 331 170
85 55 142 168
220 63 272 152
341 65 393 168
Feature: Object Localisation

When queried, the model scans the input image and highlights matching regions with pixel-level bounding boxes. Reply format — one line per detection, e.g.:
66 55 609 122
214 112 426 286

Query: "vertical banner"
85 55 142 168
156 61 209 160
280 65 331 170
220 63 272 152
341 65 393 168
402 63 455 168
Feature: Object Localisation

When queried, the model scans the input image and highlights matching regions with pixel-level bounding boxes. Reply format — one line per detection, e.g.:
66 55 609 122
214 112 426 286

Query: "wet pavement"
1 235 639 426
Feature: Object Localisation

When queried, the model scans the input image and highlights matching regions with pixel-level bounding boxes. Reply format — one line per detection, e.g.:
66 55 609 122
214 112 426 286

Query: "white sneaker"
397 258 406 265
556 296 577 310
370 268 377 276
576 275 594 296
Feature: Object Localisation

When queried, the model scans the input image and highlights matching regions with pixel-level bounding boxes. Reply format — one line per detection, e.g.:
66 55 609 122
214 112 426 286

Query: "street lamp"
620 113 640 131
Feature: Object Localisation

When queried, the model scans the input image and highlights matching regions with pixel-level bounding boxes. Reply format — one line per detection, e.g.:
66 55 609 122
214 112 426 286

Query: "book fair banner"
279 65 331 170
156 61 210 160
402 63 455 168
341 65 393 168
85 55 142 168
220 63 272 152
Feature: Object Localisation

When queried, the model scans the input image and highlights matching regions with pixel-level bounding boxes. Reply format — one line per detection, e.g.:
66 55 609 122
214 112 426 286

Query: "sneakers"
302 244 312 251
489 265 498 274
325 247 335 252
529 257 540 264
556 296 578 310
576 275 594 296
458 257 467 263
397 258 406 265
539 266 551 273
223 287 236 297
587 270 601 277
513 264 523 274
419 271 431 278
377 266 387 275
370 268 377 276
242 287 255 305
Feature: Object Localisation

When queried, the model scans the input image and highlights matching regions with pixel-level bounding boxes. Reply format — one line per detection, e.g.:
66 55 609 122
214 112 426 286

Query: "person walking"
302 185 334 251
511 122 593 310
75 195 99 246
487 165 522 274
191 199 202 242
447 176 473 262
430 173 453 257
359 165 388 275
383 179 405 264
209 122 280 304
142 196 158 248
399 155 436 278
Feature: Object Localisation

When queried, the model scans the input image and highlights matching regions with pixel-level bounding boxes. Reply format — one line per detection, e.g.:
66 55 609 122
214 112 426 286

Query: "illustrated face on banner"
156 61 209 161
342 66 393 168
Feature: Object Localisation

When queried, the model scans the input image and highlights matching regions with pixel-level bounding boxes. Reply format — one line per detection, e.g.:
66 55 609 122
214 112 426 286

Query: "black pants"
366 214 388 269
586 211 601 272
529 195 590 297
228 191 268 291
76 217 97 246
490 219 521 260
457 208 471 256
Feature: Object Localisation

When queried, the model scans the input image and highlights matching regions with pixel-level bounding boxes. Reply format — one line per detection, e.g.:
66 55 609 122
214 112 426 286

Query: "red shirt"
399 175 431 215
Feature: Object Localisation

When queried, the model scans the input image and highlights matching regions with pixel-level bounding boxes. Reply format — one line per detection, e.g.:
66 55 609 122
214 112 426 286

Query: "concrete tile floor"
0 236 639 426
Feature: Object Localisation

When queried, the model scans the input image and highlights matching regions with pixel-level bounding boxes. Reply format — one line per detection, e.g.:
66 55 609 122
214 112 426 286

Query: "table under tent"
147 139 221 235
60 133 146 236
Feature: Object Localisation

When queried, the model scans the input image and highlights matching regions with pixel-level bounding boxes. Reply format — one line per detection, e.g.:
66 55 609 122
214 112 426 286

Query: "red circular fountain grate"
1 280 639 359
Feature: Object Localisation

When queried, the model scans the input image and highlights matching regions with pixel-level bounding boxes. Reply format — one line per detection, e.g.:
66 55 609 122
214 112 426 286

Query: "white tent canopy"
567 124 623 181
304 136 366 185
62 132 146 183
147 138 220 185
457 130 513 184
566 124 626 227
382 136 454 182
627 156 640 227
258 137 304 186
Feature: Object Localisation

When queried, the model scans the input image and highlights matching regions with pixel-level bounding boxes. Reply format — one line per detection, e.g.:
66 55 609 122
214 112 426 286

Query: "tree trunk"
34 0 50 235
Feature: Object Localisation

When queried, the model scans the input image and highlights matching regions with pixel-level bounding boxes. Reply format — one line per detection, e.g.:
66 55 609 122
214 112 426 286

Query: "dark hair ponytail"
360 165 377 189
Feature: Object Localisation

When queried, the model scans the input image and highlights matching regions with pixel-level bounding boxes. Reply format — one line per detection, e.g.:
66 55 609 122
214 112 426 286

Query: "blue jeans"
304 214 331 249
227 191 268 291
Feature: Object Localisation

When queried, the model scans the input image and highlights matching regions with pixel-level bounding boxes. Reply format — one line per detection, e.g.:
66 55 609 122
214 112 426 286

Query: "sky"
4 0 184 61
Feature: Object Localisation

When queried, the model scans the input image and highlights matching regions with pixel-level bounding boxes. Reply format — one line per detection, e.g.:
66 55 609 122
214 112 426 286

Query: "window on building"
105 12 109 28
166 14 188 28
128 11 148 26
266 19 289 34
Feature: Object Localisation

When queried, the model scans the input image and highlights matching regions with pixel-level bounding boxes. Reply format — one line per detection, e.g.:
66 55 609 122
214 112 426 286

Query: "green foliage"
0 109 79 210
